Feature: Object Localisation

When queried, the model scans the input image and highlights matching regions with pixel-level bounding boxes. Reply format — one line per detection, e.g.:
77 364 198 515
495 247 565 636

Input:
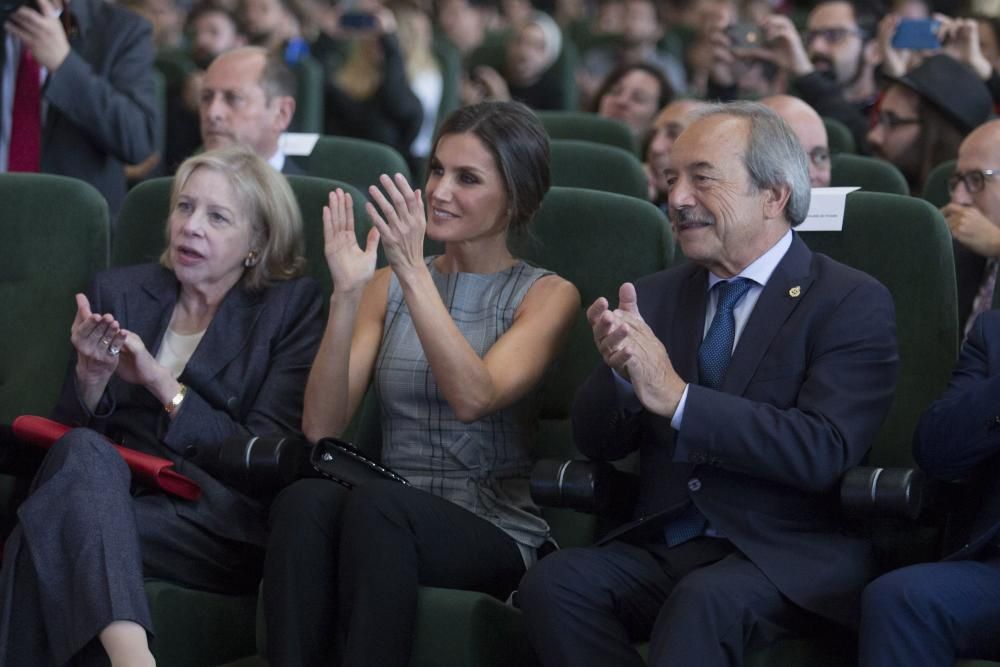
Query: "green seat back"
512 187 671 547
550 139 647 199
823 115 856 155
289 56 324 134
799 192 958 467
112 175 369 299
922 158 956 209
537 110 638 155
0 174 109 423
301 135 412 194
830 153 910 195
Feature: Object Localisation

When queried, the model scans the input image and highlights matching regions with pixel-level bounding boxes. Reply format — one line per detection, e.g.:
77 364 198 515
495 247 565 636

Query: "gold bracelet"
165 384 188 415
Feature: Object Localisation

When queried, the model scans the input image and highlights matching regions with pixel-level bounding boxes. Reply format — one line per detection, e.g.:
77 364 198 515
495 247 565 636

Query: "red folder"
12 415 202 501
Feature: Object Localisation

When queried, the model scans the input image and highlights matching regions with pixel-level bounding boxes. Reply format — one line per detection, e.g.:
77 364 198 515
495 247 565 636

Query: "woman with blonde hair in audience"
263 100 580 666
326 4 425 169
0 145 323 666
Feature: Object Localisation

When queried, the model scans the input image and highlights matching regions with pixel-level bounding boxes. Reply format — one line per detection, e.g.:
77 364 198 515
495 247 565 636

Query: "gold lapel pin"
788 286 801 298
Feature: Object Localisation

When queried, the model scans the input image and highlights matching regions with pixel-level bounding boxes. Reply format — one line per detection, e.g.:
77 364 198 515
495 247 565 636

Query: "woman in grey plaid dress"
263 100 581 666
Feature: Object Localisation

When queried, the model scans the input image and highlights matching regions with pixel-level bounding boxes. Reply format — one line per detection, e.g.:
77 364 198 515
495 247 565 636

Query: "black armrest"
840 466 926 520
530 458 638 514
216 435 312 497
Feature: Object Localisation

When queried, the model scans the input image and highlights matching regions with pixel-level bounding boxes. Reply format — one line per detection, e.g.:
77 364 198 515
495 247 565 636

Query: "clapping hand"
366 173 426 275
323 188 381 295
587 283 686 417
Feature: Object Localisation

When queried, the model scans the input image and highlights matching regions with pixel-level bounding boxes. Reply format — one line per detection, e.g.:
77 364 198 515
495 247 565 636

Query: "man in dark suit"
858 310 1000 666
1 0 158 217
199 46 303 174
518 101 899 666
942 120 1000 336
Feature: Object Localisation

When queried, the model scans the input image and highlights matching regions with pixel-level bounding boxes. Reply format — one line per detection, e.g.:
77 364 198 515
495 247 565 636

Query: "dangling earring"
244 250 259 268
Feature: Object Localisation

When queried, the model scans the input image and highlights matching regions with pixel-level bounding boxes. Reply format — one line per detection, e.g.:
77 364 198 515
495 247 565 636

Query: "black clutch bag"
310 437 409 489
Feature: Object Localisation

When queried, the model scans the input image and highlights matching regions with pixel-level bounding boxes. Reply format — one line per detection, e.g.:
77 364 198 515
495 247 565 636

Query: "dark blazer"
51 263 323 546
954 241 989 332
914 310 1000 560
282 156 306 176
572 233 899 627
1 0 158 217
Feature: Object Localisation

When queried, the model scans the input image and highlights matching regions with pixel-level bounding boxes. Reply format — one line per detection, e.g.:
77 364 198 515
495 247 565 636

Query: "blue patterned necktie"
664 277 754 548
698 278 754 389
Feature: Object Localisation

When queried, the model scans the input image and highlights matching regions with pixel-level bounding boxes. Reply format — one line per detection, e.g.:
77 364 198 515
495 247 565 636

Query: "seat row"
0 171 991 666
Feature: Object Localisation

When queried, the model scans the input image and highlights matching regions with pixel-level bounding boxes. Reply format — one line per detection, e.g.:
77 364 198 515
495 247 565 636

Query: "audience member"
645 98 706 208
756 0 881 153
1 0 158 217
518 101 899 666
241 0 309 64
324 7 424 170
395 4 444 163
941 120 1000 336
199 46 302 174
436 0 497 58
858 309 1000 666
164 1 247 171
0 146 323 665
190 0 247 69
762 94 831 187
262 100 580 666
592 62 673 142
462 11 568 111
579 0 687 104
867 54 991 193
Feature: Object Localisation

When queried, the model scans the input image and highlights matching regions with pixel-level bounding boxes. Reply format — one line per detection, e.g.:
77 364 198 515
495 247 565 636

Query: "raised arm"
367 174 581 423
302 189 386 441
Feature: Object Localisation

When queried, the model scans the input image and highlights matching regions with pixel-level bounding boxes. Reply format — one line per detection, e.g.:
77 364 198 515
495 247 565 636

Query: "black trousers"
518 537 815 667
0 429 262 667
264 478 526 667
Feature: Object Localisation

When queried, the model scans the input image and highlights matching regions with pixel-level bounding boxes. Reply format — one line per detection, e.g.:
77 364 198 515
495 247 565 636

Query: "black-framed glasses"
803 27 864 45
873 111 921 130
947 169 1000 194
808 147 831 168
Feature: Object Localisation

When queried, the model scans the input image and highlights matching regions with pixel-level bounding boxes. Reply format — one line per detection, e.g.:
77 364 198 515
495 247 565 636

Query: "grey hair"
688 101 812 225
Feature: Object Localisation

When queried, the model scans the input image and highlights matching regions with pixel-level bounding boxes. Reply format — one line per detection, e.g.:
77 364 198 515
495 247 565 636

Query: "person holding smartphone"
323 4 424 171
0 0 158 217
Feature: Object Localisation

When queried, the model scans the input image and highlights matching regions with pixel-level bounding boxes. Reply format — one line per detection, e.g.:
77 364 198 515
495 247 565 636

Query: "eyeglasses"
947 169 1000 194
808 147 830 168
803 27 863 45
873 111 921 130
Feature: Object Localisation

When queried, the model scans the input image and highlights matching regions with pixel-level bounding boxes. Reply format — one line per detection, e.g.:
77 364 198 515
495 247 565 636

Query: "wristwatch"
165 384 188 415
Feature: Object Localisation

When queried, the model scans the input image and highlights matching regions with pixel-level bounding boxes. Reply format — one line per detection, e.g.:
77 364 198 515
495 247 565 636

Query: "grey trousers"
0 428 262 666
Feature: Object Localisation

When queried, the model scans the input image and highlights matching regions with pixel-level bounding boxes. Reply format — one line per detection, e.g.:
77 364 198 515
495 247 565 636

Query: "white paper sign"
279 132 321 156
796 186 860 232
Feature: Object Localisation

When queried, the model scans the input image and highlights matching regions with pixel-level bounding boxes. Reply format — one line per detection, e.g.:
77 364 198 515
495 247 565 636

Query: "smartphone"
726 22 764 49
0 0 37 23
892 18 941 50
339 11 376 30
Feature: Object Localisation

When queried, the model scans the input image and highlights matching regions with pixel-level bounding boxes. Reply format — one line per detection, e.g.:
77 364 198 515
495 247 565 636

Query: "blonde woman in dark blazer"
0 146 323 666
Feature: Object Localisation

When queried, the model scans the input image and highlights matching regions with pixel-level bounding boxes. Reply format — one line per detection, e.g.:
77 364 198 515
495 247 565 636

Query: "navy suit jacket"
51 264 323 546
1 0 158 217
915 310 1000 560
572 233 899 627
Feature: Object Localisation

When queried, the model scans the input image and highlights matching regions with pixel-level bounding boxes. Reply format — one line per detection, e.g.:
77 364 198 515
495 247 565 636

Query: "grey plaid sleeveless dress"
375 257 553 566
